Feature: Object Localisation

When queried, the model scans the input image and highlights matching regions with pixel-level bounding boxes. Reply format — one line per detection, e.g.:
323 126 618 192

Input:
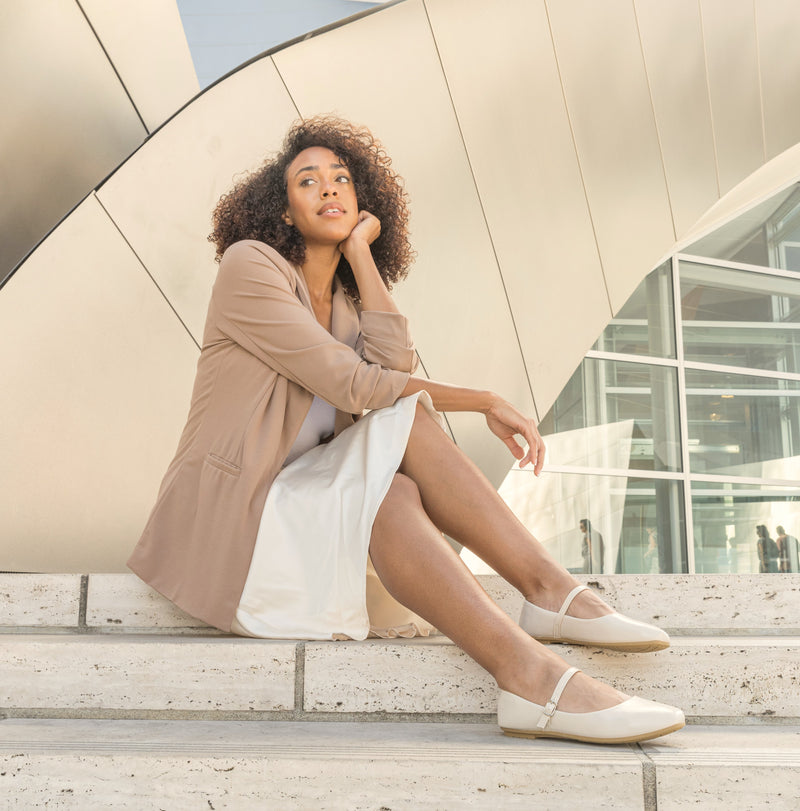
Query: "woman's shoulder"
221 240 293 271
217 240 299 288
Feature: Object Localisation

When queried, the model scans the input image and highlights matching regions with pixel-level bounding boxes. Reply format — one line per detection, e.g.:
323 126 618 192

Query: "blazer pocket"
204 452 241 477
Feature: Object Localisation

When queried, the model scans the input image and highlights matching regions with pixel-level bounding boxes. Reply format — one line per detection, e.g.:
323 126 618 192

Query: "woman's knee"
384 472 421 508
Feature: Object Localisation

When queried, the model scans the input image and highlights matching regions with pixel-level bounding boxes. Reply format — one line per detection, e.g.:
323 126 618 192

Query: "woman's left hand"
339 210 381 261
485 397 546 475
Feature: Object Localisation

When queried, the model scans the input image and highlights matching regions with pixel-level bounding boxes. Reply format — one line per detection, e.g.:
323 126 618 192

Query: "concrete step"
3 572 799 634
2 633 798 722
1 718 798 809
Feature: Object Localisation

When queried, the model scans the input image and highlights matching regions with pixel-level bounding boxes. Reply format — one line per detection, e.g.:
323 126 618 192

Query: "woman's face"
283 146 358 248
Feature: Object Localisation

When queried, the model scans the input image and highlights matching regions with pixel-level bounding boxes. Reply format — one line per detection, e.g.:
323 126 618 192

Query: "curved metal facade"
3 0 800 571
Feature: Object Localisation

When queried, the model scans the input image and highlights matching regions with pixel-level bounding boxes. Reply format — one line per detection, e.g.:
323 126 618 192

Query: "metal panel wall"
79 0 199 130
96 61 300 341
545 0 675 313
0 1 147 280
635 0 720 236
755 0 800 161
701 0 765 194
425 0 610 416
0 196 198 572
274 0 536 485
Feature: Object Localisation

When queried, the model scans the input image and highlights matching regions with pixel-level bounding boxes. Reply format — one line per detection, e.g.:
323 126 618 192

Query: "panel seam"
74 0 149 133
697 0 722 197
421 0 539 419
632 0 677 241
92 193 201 350
542 0 614 317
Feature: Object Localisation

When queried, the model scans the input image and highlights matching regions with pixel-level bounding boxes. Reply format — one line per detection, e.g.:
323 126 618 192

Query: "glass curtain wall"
500 184 800 575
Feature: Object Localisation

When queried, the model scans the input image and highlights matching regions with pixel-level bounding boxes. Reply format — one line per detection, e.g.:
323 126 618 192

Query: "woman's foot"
500 654 625 713
520 583 671 652
497 664 685 744
524 576 613 619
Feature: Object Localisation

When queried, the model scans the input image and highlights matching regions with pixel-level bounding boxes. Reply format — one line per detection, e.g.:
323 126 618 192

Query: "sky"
176 0 382 87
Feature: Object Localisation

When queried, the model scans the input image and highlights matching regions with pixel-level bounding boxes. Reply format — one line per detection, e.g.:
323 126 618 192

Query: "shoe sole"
533 637 670 653
500 720 685 745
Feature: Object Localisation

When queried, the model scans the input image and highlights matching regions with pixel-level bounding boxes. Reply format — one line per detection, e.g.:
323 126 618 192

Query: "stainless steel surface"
635 0 719 235
425 0 611 417
545 0 676 313
96 59 299 342
274 0 536 485
755 0 800 160
79 0 199 130
700 0 764 194
0 0 147 281
0 196 198 572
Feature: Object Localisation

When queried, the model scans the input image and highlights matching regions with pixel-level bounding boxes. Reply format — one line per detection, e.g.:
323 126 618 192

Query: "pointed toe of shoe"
498 691 685 745
520 601 671 652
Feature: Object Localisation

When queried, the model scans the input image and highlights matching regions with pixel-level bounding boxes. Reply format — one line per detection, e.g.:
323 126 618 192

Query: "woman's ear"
282 211 293 227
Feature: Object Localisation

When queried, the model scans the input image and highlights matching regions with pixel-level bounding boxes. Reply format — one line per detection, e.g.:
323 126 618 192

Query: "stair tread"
1 718 798 762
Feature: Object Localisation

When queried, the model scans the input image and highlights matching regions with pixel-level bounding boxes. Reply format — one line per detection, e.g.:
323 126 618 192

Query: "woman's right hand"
485 396 546 475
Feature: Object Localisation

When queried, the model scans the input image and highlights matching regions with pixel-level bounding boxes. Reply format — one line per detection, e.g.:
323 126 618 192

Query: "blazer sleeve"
355 310 420 374
211 242 410 412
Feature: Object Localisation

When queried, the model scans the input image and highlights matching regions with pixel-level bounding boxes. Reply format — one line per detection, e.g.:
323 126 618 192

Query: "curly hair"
209 116 413 300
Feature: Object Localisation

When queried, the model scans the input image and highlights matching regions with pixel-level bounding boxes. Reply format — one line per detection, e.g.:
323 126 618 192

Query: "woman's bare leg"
369 473 624 712
399 403 612 619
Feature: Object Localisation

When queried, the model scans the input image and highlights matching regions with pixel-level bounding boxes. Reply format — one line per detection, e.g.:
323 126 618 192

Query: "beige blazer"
127 241 417 631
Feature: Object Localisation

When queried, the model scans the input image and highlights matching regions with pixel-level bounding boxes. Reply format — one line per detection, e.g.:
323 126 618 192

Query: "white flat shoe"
498 667 685 744
520 585 670 652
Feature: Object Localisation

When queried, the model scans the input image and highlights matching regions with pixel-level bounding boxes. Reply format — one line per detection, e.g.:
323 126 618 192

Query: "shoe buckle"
537 700 557 730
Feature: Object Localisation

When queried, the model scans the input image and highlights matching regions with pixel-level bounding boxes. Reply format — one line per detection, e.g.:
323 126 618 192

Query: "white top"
283 395 336 466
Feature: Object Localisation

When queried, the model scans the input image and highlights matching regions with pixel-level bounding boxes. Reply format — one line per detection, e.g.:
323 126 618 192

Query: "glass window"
540 358 682 472
680 261 800 374
498 471 687 574
592 262 675 358
691 482 800 573
684 368 800 479
684 183 800 271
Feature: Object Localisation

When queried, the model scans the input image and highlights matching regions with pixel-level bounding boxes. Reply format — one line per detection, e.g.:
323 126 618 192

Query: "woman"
128 116 684 744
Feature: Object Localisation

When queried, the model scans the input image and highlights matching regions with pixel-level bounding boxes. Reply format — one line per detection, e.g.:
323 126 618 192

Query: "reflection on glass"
684 183 800 271
691 482 800 573
685 368 800 478
539 358 681 472
593 262 675 358
498 471 687 574
680 261 800 373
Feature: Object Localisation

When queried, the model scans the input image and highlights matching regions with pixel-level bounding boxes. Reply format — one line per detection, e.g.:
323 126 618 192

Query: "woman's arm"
400 377 547 475
340 211 398 314
341 214 545 473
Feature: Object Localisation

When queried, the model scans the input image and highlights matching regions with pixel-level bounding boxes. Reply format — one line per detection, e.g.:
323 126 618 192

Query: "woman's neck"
300 245 340 303
300 245 340 332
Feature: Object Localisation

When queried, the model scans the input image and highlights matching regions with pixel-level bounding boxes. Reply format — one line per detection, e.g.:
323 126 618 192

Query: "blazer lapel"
331 277 359 350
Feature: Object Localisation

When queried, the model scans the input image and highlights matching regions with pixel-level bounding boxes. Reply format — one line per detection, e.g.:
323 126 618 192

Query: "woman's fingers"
486 400 546 475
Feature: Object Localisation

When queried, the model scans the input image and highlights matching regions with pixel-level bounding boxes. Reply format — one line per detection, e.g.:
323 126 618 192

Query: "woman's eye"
299 177 315 187
335 175 351 183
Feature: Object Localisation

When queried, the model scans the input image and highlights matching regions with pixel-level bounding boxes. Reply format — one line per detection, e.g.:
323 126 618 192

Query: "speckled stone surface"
0 718 644 809
482 573 800 631
86 574 208 628
0 635 295 711
0 574 81 627
304 636 800 718
74 573 800 632
643 725 800 809
304 637 496 714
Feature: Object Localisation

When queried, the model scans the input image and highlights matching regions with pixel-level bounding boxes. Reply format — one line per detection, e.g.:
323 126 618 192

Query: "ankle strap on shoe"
553 585 590 638
537 666 581 730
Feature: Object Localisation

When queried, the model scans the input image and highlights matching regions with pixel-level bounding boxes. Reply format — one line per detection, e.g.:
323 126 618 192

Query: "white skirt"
231 392 442 640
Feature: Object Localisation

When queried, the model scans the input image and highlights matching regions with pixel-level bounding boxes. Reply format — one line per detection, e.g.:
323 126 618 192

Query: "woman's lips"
318 203 344 215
